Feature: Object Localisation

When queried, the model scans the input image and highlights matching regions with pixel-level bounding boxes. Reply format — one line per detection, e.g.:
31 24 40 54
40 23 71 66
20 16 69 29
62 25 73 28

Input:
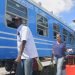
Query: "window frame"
36 14 49 37
53 23 60 39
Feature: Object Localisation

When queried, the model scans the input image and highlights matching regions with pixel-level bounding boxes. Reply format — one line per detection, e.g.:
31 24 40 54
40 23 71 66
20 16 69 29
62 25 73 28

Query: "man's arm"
15 40 26 62
19 40 26 56
51 48 54 62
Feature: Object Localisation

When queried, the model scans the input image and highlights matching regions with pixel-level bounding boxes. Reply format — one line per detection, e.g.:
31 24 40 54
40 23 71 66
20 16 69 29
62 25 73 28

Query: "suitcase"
66 55 75 75
32 58 41 75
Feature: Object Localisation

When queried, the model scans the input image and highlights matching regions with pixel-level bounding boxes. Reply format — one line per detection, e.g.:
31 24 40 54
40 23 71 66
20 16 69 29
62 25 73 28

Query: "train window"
63 29 67 35
71 35 74 44
63 29 67 41
37 14 48 36
6 0 28 29
69 34 74 44
69 34 72 44
53 23 59 39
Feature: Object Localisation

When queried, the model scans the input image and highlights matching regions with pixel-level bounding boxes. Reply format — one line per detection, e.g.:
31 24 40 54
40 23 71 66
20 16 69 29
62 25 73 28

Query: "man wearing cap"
52 33 66 75
14 17 38 75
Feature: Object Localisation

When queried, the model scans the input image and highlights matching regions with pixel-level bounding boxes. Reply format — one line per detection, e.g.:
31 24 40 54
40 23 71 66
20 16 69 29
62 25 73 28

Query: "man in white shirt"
14 17 38 75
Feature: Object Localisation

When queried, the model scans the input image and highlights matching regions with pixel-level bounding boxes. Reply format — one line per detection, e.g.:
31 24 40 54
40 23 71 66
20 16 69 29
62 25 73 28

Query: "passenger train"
0 0 75 71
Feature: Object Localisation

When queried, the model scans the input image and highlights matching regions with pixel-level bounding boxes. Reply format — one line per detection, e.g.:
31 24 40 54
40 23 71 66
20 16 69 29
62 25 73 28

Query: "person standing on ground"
14 17 38 75
52 33 66 75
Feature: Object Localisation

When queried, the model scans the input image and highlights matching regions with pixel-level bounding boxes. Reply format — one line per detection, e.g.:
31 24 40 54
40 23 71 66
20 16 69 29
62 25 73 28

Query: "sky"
32 0 75 30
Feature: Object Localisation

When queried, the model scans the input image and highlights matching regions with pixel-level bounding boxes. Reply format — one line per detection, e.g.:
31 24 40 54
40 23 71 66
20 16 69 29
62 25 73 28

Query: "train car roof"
28 0 75 35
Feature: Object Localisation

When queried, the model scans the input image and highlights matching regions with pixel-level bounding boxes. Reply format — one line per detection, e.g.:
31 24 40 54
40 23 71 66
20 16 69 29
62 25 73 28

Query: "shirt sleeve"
21 26 28 41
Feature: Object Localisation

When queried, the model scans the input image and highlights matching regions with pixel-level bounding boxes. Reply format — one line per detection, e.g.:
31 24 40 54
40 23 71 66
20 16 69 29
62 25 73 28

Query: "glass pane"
53 23 59 32
63 29 67 35
7 5 27 18
37 29 44 35
6 13 27 29
54 31 57 39
63 35 67 41
7 0 27 19
6 13 17 28
37 14 48 27
7 0 27 14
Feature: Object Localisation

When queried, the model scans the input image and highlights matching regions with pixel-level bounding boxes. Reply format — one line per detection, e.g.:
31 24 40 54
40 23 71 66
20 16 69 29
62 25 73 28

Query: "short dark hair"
12 17 22 23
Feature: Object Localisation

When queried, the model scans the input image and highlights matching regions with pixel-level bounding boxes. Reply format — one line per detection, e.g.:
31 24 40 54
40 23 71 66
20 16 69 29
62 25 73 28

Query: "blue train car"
0 0 75 71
